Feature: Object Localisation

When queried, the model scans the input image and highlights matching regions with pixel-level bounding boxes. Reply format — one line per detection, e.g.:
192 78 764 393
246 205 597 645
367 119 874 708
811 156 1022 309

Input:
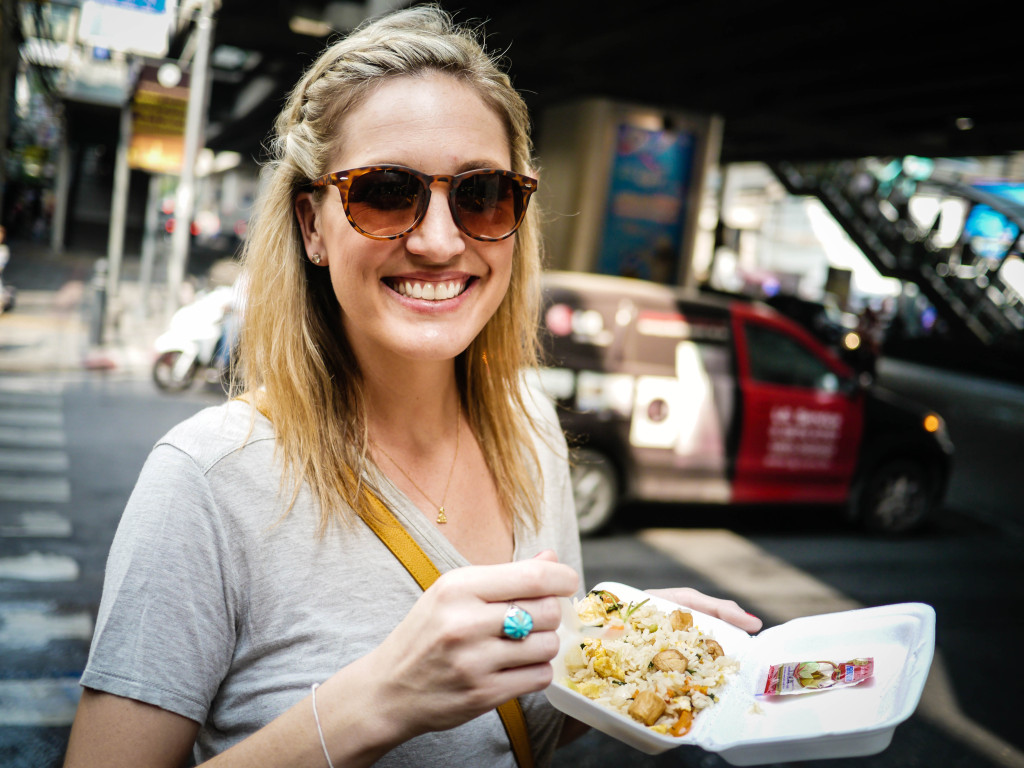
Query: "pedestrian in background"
63 6 761 767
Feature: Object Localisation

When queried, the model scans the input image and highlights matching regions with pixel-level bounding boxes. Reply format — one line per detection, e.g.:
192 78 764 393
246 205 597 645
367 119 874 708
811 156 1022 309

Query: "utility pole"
165 0 214 318
106 86 134 311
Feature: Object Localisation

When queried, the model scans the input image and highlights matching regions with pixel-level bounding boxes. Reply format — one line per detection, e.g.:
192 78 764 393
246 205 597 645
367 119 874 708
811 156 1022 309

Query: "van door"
730 304 864 504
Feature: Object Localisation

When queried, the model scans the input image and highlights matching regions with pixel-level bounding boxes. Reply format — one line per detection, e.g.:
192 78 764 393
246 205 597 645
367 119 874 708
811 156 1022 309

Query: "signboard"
597 124 695 283
964 182 1024 261
129 66 189 173
78 0 174 58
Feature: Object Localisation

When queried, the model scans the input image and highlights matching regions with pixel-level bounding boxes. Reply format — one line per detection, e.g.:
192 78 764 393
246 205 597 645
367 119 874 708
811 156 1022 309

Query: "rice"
562 589 739 737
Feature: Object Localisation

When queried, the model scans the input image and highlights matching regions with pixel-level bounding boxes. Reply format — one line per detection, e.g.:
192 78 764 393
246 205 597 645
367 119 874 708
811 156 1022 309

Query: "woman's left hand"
645 587 763 634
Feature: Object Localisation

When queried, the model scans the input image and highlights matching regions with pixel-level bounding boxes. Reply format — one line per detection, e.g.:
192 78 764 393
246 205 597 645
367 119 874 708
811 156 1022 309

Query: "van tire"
855 457 934 534
571 448 619 536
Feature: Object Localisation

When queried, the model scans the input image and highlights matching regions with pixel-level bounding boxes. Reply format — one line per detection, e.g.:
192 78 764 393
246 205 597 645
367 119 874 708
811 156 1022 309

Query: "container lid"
545 582 935 765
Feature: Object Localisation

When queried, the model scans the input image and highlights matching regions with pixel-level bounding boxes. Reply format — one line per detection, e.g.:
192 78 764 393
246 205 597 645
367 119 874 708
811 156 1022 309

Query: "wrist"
314 655 417 764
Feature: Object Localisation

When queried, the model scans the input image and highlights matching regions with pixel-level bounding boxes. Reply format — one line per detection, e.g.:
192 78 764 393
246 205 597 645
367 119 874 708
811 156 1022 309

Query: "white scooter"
0 241 15 314
152 285 235 392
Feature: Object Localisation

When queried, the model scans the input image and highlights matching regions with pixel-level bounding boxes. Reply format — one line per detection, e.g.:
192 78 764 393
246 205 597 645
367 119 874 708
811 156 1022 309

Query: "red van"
538 272 953 535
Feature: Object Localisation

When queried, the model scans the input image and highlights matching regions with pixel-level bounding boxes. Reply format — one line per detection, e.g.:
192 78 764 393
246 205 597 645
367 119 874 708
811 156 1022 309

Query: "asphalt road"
1 359 1022 768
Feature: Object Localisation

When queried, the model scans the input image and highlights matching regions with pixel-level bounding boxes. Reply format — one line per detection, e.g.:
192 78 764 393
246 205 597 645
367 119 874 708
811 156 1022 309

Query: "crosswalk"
0 377 90 740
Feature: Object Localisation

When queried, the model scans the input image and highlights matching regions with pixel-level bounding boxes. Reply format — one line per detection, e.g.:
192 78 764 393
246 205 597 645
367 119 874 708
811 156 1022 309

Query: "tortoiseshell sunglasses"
308 165 538 242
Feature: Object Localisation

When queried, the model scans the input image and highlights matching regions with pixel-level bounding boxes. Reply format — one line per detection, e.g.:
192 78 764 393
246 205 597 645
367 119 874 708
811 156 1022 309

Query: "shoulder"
156 398 274 474
520 370 564 441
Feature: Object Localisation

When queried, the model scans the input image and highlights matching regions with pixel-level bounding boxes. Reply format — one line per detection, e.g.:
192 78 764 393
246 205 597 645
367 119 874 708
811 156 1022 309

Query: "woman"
65 7 761 767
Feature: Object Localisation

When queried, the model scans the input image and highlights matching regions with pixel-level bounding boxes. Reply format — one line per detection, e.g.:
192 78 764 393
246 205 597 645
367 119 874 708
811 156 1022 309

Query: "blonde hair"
236 5 545 535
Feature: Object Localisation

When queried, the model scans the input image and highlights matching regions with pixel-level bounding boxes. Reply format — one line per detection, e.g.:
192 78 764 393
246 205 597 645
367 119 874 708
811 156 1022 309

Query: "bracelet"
310 682 336 768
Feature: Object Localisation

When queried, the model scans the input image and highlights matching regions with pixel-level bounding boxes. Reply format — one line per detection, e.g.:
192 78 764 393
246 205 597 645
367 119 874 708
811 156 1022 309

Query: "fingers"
438 555 579 605
646 587 763 634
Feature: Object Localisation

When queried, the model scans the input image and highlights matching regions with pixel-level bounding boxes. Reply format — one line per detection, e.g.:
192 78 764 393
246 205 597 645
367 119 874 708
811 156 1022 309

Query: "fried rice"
562 589 739 737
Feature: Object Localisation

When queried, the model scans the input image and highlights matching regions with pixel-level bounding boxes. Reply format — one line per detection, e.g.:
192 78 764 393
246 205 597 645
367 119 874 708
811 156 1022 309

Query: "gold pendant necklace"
373 406 461 524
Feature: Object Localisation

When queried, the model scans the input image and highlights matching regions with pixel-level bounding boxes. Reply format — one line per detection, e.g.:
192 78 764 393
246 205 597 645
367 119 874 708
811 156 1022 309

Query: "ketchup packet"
758 657 874 696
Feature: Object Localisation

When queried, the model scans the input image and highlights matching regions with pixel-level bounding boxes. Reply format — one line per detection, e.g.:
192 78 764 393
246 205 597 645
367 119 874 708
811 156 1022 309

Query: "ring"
502 603 533 640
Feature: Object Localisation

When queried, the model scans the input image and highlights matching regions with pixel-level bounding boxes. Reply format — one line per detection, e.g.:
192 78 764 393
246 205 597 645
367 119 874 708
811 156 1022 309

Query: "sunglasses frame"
309 165 538 242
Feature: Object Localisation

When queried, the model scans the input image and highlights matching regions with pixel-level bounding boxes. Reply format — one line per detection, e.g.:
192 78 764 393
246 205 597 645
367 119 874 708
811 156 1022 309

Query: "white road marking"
0 409 63 428
0 678 82 726
0 604 94 648
0 476 71 503
639 528 1024 768
0 425 65 448
0 447 69 473
0 552 79 581
0 511 72 537
0 380 63 397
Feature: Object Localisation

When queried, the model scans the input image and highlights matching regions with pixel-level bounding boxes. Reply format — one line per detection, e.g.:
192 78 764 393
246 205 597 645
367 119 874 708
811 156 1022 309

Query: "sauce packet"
758 658 874 696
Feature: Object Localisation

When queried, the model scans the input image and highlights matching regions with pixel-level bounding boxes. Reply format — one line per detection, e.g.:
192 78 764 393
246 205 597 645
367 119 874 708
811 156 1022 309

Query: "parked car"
537 272 952 535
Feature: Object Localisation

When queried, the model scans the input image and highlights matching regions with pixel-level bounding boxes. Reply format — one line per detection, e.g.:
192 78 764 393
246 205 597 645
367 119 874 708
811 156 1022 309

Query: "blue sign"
598 124 694 282
97 0 166 13
964 182 1024 260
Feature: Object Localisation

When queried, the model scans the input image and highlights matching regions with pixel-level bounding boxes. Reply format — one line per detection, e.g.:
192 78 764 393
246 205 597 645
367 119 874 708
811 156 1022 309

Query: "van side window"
744 322 838 391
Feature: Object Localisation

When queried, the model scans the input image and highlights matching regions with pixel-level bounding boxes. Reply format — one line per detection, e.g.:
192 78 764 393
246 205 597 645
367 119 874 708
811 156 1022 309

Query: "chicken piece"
628 690 666 726
651 649 688 672
703 639 724 659
669 610 693 631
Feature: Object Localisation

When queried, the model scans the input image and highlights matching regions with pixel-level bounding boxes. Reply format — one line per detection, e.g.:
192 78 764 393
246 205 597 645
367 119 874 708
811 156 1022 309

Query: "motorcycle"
152 285 236 392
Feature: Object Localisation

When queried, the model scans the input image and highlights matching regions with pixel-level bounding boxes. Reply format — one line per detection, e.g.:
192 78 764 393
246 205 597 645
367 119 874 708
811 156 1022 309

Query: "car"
537 271 953 535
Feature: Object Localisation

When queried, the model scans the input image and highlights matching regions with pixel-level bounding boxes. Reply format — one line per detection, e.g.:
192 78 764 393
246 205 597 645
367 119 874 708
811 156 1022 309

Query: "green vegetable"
621 598 650 621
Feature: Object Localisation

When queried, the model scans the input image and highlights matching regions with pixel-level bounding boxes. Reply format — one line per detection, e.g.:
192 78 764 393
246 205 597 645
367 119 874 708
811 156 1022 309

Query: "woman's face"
296 73 516 371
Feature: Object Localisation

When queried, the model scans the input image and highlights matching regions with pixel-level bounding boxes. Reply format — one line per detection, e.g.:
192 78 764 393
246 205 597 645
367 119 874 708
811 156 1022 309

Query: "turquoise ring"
502 603 533 640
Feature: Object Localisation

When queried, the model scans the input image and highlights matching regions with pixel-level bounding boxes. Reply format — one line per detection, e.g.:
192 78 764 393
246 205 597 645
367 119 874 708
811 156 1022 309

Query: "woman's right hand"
338 550 578 742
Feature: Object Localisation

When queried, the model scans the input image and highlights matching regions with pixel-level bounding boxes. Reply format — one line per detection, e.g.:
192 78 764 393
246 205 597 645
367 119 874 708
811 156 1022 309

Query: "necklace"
373 406 461 524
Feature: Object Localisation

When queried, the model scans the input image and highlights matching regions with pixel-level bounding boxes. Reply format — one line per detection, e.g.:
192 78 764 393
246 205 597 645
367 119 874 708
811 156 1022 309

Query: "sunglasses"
309 165 538 242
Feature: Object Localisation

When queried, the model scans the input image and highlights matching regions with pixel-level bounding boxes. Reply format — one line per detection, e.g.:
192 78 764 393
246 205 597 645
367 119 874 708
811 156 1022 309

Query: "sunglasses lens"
347 169 424 236
454 172 524 239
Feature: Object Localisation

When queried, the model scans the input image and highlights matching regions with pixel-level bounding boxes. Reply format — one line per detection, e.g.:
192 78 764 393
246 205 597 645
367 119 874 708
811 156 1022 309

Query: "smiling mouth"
385 278 472 301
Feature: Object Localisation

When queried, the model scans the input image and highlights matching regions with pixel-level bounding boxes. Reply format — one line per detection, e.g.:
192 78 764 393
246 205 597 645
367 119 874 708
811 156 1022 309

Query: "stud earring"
310 253 322 265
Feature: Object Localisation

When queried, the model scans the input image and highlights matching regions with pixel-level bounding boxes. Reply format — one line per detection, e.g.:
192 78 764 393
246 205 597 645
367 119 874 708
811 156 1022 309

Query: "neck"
363 359 461 452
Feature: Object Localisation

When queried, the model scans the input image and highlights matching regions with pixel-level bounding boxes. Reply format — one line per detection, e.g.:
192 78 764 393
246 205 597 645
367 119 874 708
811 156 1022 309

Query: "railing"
770 159 1024 353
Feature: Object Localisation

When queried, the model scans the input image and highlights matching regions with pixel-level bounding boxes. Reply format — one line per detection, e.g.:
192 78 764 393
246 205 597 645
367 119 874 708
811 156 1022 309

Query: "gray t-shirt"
81 390 584 766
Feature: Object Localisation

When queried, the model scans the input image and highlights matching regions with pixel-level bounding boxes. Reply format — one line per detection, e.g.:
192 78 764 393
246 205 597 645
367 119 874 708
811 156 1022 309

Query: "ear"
294 192 326 265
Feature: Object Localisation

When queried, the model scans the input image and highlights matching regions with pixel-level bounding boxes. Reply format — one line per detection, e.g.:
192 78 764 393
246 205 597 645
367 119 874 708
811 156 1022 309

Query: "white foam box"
545 582 935 765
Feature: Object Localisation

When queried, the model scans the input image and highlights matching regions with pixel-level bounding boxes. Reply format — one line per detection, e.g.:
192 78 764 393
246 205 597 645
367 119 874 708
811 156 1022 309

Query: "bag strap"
237 392 535 768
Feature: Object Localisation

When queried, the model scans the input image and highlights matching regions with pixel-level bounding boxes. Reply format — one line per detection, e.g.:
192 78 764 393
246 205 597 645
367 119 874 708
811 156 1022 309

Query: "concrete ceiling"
201 0 1024 165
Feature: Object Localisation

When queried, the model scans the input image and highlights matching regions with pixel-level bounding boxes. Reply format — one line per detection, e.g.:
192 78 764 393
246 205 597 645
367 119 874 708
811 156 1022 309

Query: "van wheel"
571 449 619 536
855 458 933 534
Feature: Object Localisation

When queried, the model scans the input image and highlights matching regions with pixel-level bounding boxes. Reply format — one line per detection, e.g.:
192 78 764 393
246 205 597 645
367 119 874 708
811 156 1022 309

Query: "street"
1 358 1023 767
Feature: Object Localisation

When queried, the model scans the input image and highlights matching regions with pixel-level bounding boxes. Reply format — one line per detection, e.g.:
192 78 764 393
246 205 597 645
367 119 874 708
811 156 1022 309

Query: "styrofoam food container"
545 582 935 765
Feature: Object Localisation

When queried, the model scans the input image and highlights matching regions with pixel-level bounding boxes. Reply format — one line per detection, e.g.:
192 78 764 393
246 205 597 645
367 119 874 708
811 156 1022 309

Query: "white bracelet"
310 682 336 768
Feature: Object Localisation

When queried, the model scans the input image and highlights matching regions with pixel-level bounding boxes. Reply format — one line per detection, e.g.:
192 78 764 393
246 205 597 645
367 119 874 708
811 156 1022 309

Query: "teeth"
394 280 465 301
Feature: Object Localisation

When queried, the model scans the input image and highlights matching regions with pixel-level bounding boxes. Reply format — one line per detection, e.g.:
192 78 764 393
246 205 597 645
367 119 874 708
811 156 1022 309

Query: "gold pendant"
436 507 448 524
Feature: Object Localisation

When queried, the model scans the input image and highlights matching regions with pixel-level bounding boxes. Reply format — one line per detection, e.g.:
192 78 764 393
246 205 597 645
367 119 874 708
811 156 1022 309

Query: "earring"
310 253 322 265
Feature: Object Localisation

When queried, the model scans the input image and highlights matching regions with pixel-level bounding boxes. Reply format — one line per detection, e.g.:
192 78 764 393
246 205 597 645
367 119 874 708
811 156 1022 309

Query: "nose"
404 182 465 262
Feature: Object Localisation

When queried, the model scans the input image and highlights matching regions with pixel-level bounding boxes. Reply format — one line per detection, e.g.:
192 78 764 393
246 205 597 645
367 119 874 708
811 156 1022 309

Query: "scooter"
0 243 15 314
152 285 235 392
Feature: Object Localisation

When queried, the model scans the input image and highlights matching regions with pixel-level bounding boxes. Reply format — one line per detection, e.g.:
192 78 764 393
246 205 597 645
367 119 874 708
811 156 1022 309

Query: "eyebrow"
453 159 511 173
354 160 512 174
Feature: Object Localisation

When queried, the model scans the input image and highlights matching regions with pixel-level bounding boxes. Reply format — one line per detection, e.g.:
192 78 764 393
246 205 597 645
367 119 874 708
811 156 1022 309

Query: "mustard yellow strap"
496 697 535 768
361 491 534 768
360 487 442 591
236 391 534 768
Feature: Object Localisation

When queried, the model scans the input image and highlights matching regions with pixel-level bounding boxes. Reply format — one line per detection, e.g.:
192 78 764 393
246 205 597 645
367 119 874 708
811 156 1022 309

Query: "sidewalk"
0 241 166 377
